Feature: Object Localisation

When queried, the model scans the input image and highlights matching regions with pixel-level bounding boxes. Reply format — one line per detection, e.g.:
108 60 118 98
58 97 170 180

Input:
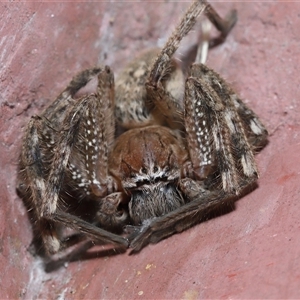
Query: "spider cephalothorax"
18 0 268 256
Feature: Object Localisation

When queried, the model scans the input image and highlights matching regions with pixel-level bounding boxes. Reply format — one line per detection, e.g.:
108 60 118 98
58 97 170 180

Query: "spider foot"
127 218 167 253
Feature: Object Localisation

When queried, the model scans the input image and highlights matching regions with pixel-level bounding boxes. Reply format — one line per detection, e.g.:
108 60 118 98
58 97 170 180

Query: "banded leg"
129 135 262 252
190 63 268 156
43 68 103 127
21 67 128 254
231 95 268 150
145 0 237 127
129 180 238 252
44 67 128 252
42 67 114 217
128 64 268 251
185 63 267 194
20 116 62 254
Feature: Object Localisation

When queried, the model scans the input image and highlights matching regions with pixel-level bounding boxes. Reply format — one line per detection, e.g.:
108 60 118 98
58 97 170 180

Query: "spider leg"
129 179 240 252
186 66 239 193
130 165 259 252
231 95 268 150
190 63 268 152
205 3 237 48
52 211 128 247
44 67 129 252
67 66 116 198
22 67 128 254
20 115 63 254
146 0 237 127
43 67 103 127
129 64 268 252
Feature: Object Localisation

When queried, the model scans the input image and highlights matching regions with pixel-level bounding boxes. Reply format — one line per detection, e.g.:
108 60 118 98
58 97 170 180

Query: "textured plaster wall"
1 2 300 299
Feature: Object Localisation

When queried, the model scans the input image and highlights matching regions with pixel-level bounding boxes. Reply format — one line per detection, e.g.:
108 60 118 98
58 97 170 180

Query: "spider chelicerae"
18 0 268 256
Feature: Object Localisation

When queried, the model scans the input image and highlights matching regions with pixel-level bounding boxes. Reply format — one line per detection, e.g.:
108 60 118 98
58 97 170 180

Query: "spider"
18 0 268 256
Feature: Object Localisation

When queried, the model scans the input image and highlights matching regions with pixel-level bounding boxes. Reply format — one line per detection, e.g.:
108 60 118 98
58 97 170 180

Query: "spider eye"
141 167 147 174
153 166 158 172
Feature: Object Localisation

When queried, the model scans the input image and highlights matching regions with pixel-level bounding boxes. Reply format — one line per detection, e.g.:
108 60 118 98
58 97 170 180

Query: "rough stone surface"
1 2 300 299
